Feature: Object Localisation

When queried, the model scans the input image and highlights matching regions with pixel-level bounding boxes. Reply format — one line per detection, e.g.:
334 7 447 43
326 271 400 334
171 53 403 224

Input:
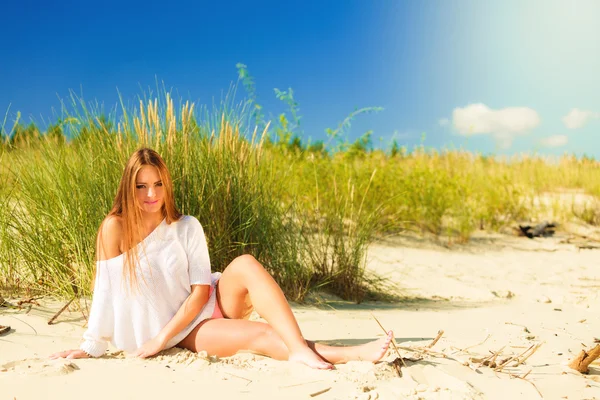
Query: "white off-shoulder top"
80 215 221 357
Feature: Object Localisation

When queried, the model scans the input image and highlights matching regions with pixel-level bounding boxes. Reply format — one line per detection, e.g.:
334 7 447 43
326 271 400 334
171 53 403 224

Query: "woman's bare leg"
215 254 330 369
178 318 393 364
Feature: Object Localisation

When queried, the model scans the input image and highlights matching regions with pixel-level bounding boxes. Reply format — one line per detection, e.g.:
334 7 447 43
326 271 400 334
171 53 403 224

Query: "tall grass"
2 87 600 303
0 93 382 302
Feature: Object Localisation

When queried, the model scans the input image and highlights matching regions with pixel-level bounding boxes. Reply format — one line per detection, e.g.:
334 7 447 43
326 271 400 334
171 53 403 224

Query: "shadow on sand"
297 295 497 312
315 337 435 347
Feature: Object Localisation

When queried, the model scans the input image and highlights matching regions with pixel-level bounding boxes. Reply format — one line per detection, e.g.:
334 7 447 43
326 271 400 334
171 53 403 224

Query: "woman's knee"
233 254 258 265
227 254 261 275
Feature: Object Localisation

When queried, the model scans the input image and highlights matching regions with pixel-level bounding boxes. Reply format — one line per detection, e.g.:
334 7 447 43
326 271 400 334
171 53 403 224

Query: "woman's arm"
50 217 121 360
132 284 210 358
133 216 213 358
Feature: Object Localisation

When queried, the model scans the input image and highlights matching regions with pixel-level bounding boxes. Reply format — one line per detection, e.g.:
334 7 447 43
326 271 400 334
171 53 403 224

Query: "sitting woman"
50 148 393 369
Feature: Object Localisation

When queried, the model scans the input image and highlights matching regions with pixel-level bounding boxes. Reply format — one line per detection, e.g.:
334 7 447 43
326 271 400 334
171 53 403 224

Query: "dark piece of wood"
530 221 556 237
309 387 331 397
519 225 534 238
519 221 557 239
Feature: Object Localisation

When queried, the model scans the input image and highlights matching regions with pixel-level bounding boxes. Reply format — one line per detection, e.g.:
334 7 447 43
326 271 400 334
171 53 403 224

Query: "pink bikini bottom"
208 285 224 319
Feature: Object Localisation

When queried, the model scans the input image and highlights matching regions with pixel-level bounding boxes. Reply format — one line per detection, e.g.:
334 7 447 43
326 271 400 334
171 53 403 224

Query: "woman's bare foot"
353 331 394 362
289 347 334 369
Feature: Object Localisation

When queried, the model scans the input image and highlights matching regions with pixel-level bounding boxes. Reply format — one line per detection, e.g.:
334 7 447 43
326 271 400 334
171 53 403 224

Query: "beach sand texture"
1 230 600 399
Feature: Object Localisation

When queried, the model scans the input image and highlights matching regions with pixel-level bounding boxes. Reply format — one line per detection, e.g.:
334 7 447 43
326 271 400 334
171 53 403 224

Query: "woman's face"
135 165 165 215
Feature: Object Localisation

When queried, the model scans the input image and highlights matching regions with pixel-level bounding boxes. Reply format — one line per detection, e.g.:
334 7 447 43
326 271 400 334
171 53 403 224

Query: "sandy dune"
1 230 600 399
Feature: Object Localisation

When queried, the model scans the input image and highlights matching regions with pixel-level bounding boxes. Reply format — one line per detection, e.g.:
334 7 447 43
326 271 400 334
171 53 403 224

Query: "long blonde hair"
97 148 181 289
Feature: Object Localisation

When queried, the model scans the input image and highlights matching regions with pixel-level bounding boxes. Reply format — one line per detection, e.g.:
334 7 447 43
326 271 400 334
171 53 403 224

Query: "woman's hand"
49 349 90 360
132 335 167 359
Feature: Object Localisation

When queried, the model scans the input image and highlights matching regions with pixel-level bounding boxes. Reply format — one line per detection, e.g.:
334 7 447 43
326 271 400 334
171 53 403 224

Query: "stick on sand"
568 344 600 374
48 297 75 325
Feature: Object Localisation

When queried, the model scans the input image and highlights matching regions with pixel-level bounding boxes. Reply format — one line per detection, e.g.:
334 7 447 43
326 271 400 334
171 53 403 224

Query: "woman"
50 148 393 369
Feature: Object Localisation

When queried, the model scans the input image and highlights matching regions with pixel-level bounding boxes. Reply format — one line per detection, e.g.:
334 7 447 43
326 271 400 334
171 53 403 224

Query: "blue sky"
1 0 599 156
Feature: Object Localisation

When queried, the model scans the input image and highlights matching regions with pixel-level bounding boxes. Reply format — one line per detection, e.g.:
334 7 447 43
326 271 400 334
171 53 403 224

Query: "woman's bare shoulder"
97 215 123 261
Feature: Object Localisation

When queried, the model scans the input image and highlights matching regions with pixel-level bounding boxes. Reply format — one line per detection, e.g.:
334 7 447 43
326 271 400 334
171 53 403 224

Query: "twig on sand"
225 372 252 386
371 314 406 369
8 315 37 335
495 343 543 371
568 344 600 374
498 369 543 398
398 345 447 358
521 377 543 398
451 334 492 356
309 387 331 397
513 343 543 368
462 334 492 352
476 344 544 398
505 322 531 333
16 297 42 308
511 372 543 398
427 330 444 348
279 380 323 389
48 297 75 325
475 345 505 368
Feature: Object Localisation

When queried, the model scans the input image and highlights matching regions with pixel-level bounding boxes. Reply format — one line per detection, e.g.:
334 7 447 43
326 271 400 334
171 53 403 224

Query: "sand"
1 229 600 399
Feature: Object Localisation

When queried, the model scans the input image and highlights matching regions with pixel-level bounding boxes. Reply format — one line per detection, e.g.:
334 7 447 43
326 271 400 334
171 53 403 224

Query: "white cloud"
452 103 540 148
438 118 450 127
540 135 568 148
562 108 599 129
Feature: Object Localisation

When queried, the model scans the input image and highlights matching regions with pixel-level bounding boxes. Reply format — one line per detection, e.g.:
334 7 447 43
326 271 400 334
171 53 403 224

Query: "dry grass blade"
514 343 543 367
496 368 542 398
504 371 544 399
522 378 543 398
403 346 446 356
279 380 323 389
427 330 444 348
494 347 529 371
224 372 252 386
505 321 531 333
477 345 505 368
461 334 491 353
454 335 492 357
7 315 37 335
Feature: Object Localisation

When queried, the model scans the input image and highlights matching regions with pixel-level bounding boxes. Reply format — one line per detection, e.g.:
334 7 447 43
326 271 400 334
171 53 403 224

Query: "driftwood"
518 221 557 238
387 330 544 398
568 344 600 374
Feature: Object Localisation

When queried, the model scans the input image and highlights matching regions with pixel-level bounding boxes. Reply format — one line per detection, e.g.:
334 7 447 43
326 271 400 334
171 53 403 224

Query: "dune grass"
0 93 385 302
1 86 600 303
